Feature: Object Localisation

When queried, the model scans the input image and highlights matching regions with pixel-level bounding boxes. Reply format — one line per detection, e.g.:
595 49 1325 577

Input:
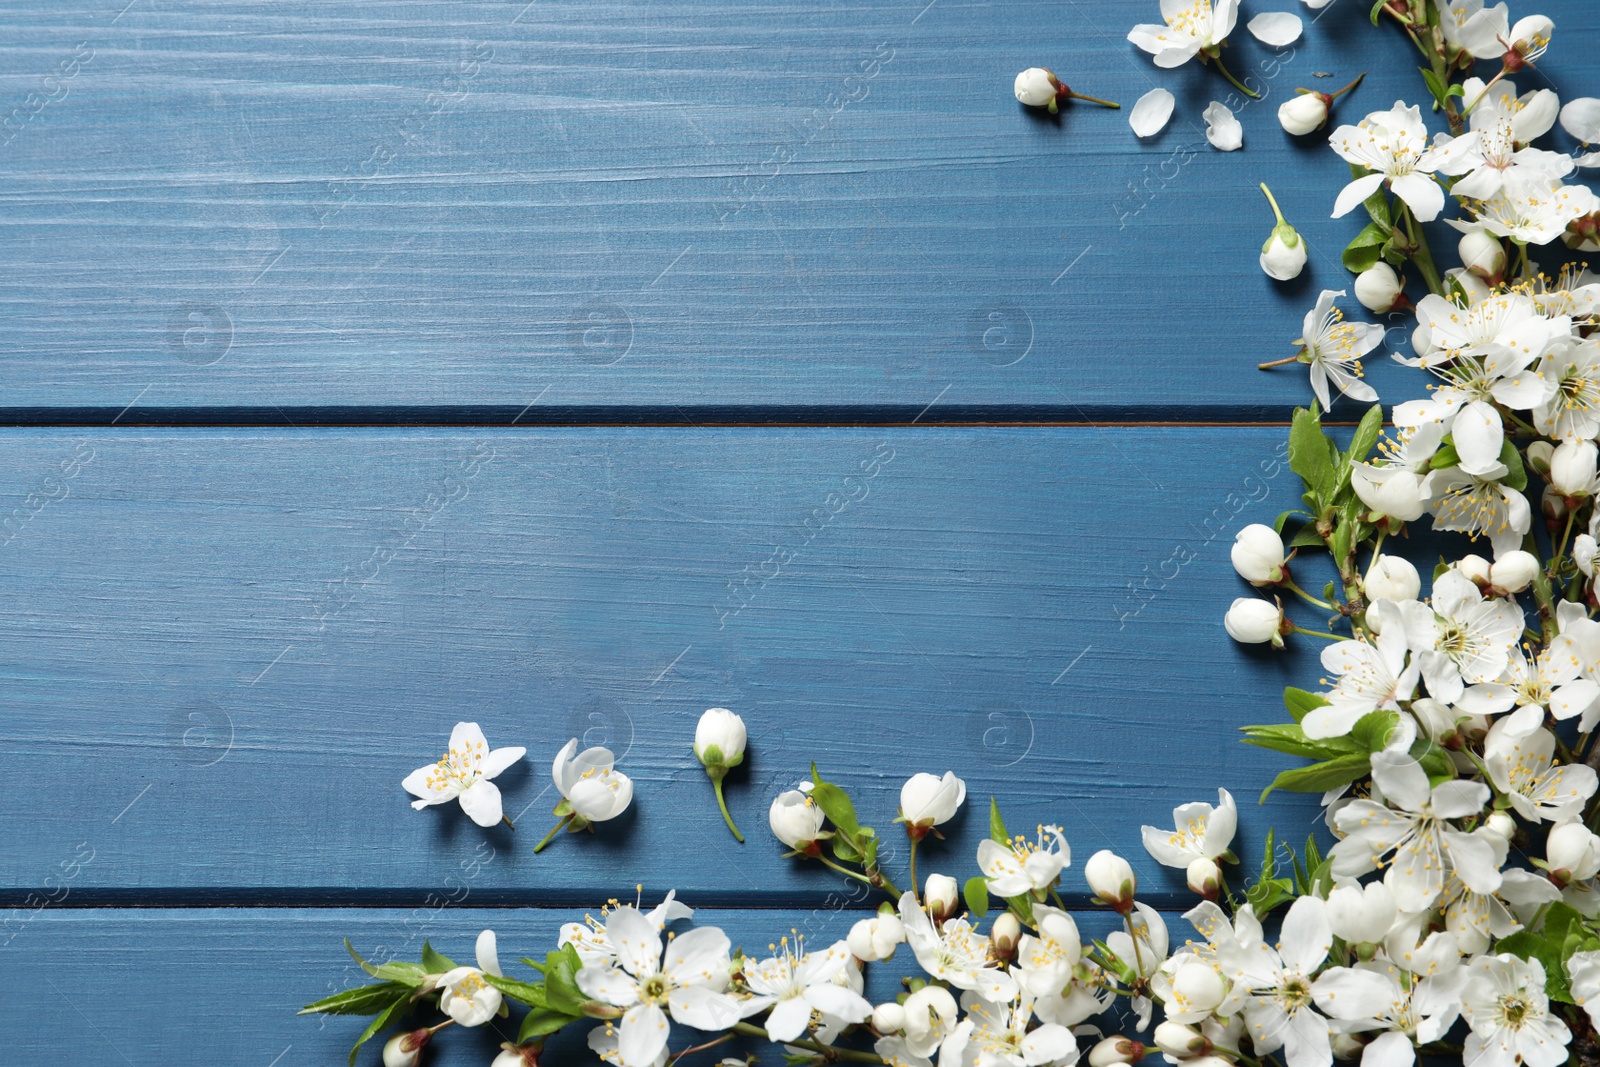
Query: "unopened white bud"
1013 67 1059 107
1331 1033 1367 1061
1154 1021 1211 1059
1490 550 1539 594
990 911 1022 957
1186 856 1222 900
695 707 747 771
1365 555 1420 603
1483 810 1517 842
1169 958 1226 1016
1548 821 1600 883
1261 225 1308 281
1089 1037 1146 1067
848 911 906 961
1230 523 1287 585
1354 262 1406 313
383 1033 426 1067
872 1001 906 1034
492 1048 535 1067
1085 849 1137 912
1526 440 1555 479
1277 92 1330 135
1456 554 1492 585
924 874 959 923
1458 230 1506 282
1225 597 1285 646
1551 440 1599 499
1576 534 1599 578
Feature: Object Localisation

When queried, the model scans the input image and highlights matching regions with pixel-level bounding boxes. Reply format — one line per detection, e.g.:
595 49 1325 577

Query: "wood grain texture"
0 426 1365 906
2 0 1595 416
1 906 1160 1066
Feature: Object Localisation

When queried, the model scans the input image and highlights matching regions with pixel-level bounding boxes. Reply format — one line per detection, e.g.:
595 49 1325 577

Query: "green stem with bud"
711 775 744 843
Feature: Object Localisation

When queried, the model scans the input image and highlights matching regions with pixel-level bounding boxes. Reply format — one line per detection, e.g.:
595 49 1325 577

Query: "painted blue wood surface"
0 426 1358 907
2 0 1596 416
2 906 1151 1066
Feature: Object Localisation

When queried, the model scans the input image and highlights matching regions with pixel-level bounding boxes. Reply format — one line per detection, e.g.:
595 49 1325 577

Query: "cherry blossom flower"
1127 0 1240 69
741 936 872 1042
897 891 1017 1002
898 771 966 838
977 824 1071 897
1449 173 1600 247
1295 290 1384 411
1420 462 1533 554
402 722 525 828
1461 955 1571 1067
1014 905 1082 998
940 989 1078 1067
1141 788 1237 868
1394 569 1521 704
560 890 693 965
1330 103 1450 222
551 738 634 825
574 907 742 1067
437 930 505 1027
1484 722 1599 822
1303 602 1418 740
1431 79 1570 200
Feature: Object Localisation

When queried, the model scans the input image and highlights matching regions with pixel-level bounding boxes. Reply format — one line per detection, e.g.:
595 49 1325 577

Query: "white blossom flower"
1461 954 1571 1067
1538 340 1600 440
897 891 1017 1003
741 936 872 1042
1330 751 1500 911
1464 635 1599 736
402 722 525 828
588 1025 666 1067
977 824 1071 897
1127 0 1240 69
1331 103 1451 222
1484 722 1599 822
899 772 966 836
886 984 959 1062
1141 788 1237 868
1014 905 1082 998
1295 290 1384 411
940 989 1078 1067
1303 602 1418 740
1570 950 1600 1030
561 891 693 965
1430 79 1569 201
437 929 505 1027
574 907 742 1067
552 738 633 824
1561 97 1600 167
1395 569 1520 705
1420 462 1533 554
1449 173 1600 247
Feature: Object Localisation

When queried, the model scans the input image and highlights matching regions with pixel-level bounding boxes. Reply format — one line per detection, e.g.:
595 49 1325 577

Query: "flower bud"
1230 523 1287 585
1089 1037 1146 1067
1013 67 1060 107
1260 224 1308 281
1168 958 1226 1016
924 874 960 923
1483 810 1517 842
1354 262 1406 313
1567 212 1600 253
1185 857 1222 900
695 708 747 773
1277 92 1330 135
383 1032 429 1067
1544 485 1572 528
1490 550 1539 594
872 1001 906 1034
769 789 826 851
848 911 906 961
1526 440 1555 480
1365 554 1420 604
1154 1021 1211 1059
990 911 1022 959
1331 1033 1367 1061
899 771 966 839
1547 821 1600 884
1085 849 1137 913
1224 597 1286 647
1552 440 1599 499
1456 554 1491 585
492 1046 539 1067
1576 534 1598 578
1458 230 1506 283
1326 881 1396 945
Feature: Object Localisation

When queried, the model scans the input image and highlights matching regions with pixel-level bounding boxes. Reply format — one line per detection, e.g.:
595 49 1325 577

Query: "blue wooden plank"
0 906 1151 1066
3 1 1595 415
0 426 1349 905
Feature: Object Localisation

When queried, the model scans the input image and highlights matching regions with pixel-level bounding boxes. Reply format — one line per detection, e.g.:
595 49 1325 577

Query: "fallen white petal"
1561 97 1600 143
1204 101 1243 151
1129 88 1176 137
1248 12 1303 46
1575 150 1600 168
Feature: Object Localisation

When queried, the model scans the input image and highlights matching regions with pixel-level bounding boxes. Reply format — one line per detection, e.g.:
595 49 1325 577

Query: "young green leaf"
420 941 458 974
541 945 588 1017
809 764 863 841
989 797 1010 846
1260 753 1373 801
348 997 407 1067
520 1004 584 1041
299 981 412 1017
1341 223 1390 274
1283 687 1331 724
1288 406 1337 504
964 876 991 919
1346 404 1384 468
1241 723 1359 761
1499 438 1528 492
1350 711 1401 753
484 973 548 1009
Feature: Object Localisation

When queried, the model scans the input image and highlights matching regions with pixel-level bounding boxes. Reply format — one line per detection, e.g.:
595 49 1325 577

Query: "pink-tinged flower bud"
1224 598 1286 648
1085 849 1137 913
1154 1022 1212 1059
1186 857 1222 900
1089 1037 1146 1067
1277 92 1330 135
1353 263 1407 313
1548 821 1600 885
1366 555 1420 604
990 911 1022 959
872 1001 906 1034
383 1032 430 1067
492 1044 540 1067
924 874 960 923
1489 551 1539 595
1230 523 1287 585
1458 231 1506 283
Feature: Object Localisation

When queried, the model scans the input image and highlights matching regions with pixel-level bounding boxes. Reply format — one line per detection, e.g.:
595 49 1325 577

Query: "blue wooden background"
1 0 1594 1063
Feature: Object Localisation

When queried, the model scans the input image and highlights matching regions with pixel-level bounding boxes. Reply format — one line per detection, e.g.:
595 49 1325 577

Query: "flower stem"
1282 579 1334 610
813 852 878 888
1258 354 1304 370
1259 182 1287 225
1065 89 1121 109
1329 72 1367 101
908 836 921 904
712 777 744 843
731 1022 887 1063
1122 911 1148 976
1290 624 1343 641
669 1033 735 1064
1212 55 1259 99
1399 204 1445 297
532 814 573 853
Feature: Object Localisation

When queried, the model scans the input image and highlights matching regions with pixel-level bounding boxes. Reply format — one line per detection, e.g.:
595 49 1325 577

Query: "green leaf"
1260 828 1277 883
989 797 1010 846
299 981 412 1016
1341 223 1390 274
1260 754 1373 801
1273 509 1310 534
832 834 863 864
1370 0 1386 26
1284 687 1331 724
484 973 548 1009
1329 513 1354 566
1288 523 1327 550
1241 723 1356 761
541 945 588 1017
1351 711 1400 753
1428 440 1462 470
420 941 457 974
1500 438 1528 492
519 1005 584 1041
964 876 991 919
861 834 880 873
810 763 862 841
1288 406 1337 503
349 997 407 1067
1346 404 1385 468
1359 175 1392 229
1419 67 1449 108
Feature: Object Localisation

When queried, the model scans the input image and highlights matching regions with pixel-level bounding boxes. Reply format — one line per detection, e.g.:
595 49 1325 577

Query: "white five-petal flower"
1330 102 1451 222
402 722 525 828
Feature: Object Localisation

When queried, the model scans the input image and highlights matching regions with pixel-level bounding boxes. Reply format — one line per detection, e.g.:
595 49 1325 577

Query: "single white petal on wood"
1248 12 1303 46
1204 101 1243 151
1129 87 1175 137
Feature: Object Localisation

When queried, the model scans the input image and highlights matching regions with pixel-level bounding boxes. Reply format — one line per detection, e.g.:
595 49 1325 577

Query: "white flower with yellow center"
1127 0 1239 69
1462 955 1571 1067
740 935 872 1042
1330 102 1452 222
1431 79 1570 201
436 930 506 1027
1536 338 1600 441
1013 905 1082 998
1293 289 1384 412
939 988 1078 1067
1141 788 1237 869
560 889 693 965
977 824 1070 898
897 891 1018 1003
1394 570 1520 706
1484 722 1599 823
552 737 634 824
401 721 525 828
1449 173 1600 246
